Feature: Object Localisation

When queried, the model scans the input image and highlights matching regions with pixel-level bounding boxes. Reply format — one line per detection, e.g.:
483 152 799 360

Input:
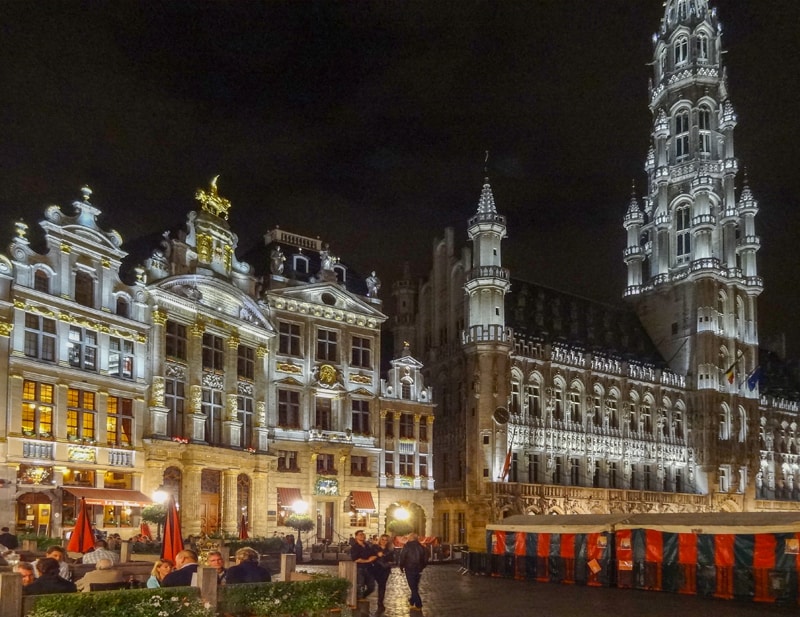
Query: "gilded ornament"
0 321 13 337
277 362 302 374
195 175 231 220
196 233 212 263
152 310 167 326
349 374 371 384
318 364 337 385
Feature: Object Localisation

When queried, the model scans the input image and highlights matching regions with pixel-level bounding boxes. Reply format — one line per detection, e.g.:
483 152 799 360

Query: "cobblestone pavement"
297 562 799 617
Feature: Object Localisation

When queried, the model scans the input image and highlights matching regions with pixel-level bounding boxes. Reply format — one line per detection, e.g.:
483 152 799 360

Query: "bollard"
280 553 296 582
120 540 131 563
196 566 218 608
338 560 358 608
0 573 22 617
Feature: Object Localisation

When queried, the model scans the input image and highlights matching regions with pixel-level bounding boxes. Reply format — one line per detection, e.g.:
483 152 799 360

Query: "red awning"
63 487 153 506
350 491 376 512
277 487 303 509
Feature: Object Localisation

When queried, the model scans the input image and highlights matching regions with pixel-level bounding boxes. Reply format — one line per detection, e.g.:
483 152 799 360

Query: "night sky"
1 2 799 356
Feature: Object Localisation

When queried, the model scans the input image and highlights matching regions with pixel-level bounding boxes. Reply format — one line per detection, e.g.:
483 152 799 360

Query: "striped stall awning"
349 490 376 512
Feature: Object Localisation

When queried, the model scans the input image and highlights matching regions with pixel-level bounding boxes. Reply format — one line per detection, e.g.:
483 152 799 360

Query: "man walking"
398 533 427 610
349 529 376 599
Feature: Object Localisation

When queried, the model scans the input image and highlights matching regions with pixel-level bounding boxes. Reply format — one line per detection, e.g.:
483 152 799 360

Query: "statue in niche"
366 271 381 297
270 246 286 275
320 244 334 271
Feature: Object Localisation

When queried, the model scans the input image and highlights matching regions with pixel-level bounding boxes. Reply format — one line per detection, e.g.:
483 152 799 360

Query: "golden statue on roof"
195 175 231 220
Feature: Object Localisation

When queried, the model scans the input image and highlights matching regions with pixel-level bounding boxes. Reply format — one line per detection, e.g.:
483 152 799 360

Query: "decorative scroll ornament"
195 175 231 220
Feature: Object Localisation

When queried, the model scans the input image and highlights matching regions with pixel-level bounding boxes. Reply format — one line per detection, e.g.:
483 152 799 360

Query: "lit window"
676 206 692 263
22 380 54 436
109 337 134 379
68 327 97 371
107 396 133 446
67 388 96 441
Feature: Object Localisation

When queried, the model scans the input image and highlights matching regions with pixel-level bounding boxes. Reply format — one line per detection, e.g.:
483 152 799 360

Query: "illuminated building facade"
400 0 800 549
0 187 152 536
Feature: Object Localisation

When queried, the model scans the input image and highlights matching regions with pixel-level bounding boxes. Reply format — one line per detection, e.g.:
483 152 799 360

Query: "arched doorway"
385 501 426 536
16 491 54 535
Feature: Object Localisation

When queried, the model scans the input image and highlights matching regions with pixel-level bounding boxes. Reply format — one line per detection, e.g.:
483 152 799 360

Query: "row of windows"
32 270 132 318
164 319 374 371
509 382 684 438
25 315 135 379
658 32 711 75
672 106 713 162
22 379 133 446
275 450 372 477
385 453 429 477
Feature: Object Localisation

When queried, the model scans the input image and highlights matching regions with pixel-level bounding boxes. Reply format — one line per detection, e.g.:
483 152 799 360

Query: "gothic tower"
463 177 512 544
624 0 761 495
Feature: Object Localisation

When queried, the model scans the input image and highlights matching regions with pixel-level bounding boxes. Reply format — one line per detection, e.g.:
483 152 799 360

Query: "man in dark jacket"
0 527 18 550
349 529 376 599
161 549 199 587
225 547 271 584
23 558 77 595
398 533 427 610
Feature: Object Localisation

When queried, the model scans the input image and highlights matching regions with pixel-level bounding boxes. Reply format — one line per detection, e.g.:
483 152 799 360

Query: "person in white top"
81 540 119 565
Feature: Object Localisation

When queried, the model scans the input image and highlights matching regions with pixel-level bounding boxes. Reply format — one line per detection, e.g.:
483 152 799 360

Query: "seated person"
24 558 77 595
14 562 35 587
206 550 227 584
33 546 71 580
75 558 125 592
146 558 174 589
82 539 119 565
161 549 199 587
225 547 271 584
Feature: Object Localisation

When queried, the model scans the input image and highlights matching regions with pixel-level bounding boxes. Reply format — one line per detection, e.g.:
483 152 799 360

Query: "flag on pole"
746 366 763 391
723 351 743 384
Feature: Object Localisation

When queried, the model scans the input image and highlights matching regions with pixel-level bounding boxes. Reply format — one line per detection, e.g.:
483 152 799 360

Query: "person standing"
398 533 427 611
372 534 395 614
349 529 376 599
0 527 18 550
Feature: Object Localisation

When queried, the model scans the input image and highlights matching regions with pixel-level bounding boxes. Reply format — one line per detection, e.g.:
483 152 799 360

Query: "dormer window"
115 297 130 318
34 270 50 293
333 264 346 283
674 36 689 66
75 271 94 308
293 255 309 274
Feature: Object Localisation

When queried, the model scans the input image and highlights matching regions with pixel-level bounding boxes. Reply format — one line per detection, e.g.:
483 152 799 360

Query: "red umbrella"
140 521 153 540
161 494 184 563
239 515 248 540
66 497 95 554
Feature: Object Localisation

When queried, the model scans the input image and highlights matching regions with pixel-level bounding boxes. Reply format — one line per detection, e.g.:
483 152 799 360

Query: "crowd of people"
350 529 429 613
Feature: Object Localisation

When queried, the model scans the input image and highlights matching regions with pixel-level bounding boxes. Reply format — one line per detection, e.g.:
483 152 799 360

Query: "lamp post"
152 485 169 542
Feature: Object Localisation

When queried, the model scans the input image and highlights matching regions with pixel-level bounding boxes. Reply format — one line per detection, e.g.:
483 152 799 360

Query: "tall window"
278 322 301 356
676 206 691 263
202 333 224 371
165 321 187 360
641 404 652 434
570 458 581 485
22 380 54 437
109 337 134 379
315 397 332 430
609 462 619 489
237 344 255 380
351 336 372 368
34 270 50 293
568 390 581 423
351 399 370 435
384 414 395 438
115 297 130 318
399 453 414 476
24 313 57 361
107 396 133 446
278 389 300 428
675 111 690 160
552 387 564 421
74 271 94 307
674 410 684 440
696 33 709 61
67 388 96 441
526 384 541 419
674 36 689 65
419 418 429 442
316 329 338 362
698 105 712 156
419 455 428 478
68 327 97 371
607 397 618 429
719 406 731 440
400 413 414 438
510 381 521 414
165 378 185 437
202 389 223 445
237 394 254 448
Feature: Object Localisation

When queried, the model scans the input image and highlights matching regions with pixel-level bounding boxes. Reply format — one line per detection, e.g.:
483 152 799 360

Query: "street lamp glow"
292 500 309 515
153 485 169 504
394 506 410 520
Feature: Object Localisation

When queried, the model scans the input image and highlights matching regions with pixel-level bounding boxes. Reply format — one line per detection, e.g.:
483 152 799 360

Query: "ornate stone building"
0 187 152 536
397 0 800 549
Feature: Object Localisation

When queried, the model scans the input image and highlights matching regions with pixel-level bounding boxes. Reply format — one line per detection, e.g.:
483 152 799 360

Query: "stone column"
182 464 204 536
251 469 269 537
222 469 239 536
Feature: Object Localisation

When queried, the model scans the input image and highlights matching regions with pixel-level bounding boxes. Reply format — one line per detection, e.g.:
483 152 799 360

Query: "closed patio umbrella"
161 494 184 563
66 497 95 554
239 514 248 540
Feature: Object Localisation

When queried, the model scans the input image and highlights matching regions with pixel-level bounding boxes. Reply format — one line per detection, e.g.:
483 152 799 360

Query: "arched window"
737 407 747 443
568 383 582 424
75 271 94 307
34 270 50 293
719 404 731 440
293 255 309 274
698 105 712 156
526 379 542 420
676 205 691 263
674 36 689 66
675 111 690 160
115 296 130 318
696 33 709 61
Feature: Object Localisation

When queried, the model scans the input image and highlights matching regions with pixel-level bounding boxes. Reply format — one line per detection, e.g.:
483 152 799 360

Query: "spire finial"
484 150 490 176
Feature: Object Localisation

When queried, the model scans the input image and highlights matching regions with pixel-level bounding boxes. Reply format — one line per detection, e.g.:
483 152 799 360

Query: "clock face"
493 407 509 425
